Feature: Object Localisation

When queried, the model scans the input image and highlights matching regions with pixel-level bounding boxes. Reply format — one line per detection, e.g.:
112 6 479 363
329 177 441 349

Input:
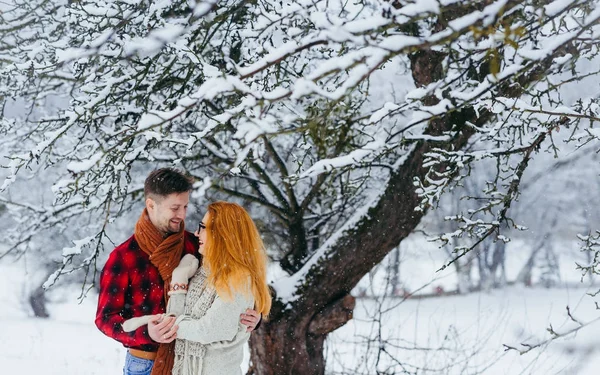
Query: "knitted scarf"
172 267 217 375
134 208 185 375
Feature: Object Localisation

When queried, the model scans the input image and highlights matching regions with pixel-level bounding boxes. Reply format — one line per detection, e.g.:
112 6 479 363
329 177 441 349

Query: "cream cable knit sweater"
167 267 254 375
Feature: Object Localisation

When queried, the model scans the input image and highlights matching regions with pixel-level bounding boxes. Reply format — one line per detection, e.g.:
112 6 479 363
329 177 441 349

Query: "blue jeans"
123 351 154 375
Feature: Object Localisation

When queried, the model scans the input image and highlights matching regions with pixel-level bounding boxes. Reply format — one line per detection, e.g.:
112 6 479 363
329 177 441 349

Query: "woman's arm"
175 292 254 344
166 294 186 316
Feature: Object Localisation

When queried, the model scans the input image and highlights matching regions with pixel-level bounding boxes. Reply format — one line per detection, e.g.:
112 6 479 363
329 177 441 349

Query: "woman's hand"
148 314 179 343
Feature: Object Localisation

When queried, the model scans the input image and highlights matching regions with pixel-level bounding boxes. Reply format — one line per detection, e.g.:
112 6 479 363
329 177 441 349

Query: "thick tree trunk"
248 295 355 375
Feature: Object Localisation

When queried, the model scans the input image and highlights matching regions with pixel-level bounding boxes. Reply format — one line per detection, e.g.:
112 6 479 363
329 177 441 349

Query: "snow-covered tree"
3 0 600 373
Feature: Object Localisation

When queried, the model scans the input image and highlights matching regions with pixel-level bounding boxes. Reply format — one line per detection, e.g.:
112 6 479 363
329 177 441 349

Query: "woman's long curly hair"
203 201 271 317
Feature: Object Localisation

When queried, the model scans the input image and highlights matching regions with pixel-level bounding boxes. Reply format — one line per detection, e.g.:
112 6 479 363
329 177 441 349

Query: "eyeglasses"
198 222 206 233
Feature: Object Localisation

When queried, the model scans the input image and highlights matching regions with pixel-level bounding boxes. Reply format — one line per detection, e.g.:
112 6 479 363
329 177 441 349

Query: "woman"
169 201 271 374
123 201 271 375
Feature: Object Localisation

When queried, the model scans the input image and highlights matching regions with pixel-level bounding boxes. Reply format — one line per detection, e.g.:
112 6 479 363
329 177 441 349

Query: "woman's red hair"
203 201 271 317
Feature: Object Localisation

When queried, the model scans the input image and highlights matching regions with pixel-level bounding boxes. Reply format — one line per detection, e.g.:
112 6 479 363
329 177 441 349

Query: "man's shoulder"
106 235 145 263
183 230 200 258
183 230 196 241
101 235 143 273
112 234 138 253
183 230 198 245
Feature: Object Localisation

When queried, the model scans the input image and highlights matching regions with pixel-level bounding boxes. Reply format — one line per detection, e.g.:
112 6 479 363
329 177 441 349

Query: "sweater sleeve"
174 292 254 345
166 294 186 316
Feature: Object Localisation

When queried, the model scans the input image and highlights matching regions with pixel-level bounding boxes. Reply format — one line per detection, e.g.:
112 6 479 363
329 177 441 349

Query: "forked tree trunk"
247 104 477 373
249 295 355 374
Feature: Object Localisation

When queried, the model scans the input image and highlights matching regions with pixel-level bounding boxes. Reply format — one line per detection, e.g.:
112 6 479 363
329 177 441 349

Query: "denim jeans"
123 351 154 375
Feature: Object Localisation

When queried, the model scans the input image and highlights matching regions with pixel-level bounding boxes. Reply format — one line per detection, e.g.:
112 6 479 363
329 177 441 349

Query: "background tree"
3 0 600 374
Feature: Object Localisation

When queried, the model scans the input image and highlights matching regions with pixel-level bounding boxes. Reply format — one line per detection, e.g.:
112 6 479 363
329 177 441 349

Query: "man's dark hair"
144 168 194 199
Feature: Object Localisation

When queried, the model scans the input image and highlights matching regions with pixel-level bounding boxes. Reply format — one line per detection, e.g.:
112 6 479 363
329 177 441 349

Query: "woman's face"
195 212 210 255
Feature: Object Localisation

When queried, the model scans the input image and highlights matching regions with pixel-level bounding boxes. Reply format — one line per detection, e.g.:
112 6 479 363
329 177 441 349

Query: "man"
95 168 260 375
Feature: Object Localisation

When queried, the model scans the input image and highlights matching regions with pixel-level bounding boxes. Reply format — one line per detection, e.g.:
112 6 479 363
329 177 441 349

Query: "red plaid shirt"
95 231 199 352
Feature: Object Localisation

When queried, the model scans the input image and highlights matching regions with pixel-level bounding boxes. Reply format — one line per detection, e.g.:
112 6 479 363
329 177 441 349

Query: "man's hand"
148 314 178 343
240 309 261 332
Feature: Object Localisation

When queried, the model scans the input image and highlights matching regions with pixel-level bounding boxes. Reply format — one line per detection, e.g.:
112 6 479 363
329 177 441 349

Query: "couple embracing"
95 168 271 375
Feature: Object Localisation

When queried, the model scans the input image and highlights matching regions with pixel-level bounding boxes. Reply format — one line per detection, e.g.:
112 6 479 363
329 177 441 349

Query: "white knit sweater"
167 267 254 375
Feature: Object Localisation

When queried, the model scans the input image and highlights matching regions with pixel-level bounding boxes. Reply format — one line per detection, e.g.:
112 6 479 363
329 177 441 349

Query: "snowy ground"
328 286 600 374
2 258 600 375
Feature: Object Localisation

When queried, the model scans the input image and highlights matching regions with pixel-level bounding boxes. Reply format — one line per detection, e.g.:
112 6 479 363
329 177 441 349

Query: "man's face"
146 192 190 235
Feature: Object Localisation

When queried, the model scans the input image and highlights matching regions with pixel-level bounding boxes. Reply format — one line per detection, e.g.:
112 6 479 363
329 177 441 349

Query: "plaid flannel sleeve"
95 252 156 349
